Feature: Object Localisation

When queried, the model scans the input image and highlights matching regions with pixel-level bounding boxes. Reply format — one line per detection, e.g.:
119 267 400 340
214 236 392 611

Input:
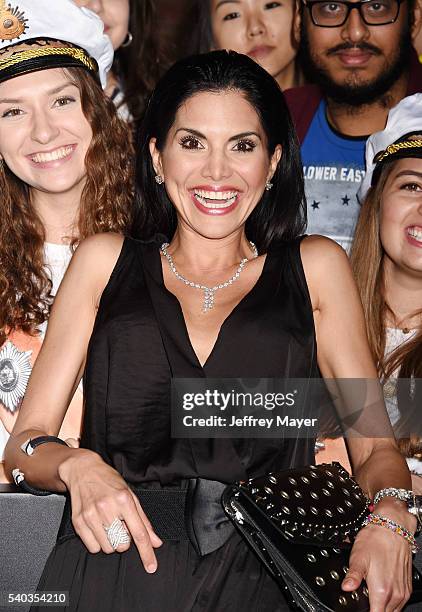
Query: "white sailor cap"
0 0 113 88
358 93 422 202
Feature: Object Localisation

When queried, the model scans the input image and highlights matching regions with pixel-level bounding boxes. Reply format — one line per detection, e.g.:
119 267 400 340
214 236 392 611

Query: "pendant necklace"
160 242 258 313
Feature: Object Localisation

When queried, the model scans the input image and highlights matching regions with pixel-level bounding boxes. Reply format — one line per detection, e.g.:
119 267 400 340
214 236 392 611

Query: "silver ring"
103 518 131 550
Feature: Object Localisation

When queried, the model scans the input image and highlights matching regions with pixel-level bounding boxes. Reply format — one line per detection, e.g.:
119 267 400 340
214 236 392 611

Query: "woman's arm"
302 236 411 493
302 235 415 612
4 233 123 489
4 233 162 573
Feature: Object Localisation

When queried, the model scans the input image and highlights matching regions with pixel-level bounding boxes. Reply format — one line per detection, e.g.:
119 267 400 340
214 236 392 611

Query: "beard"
299 21 412 107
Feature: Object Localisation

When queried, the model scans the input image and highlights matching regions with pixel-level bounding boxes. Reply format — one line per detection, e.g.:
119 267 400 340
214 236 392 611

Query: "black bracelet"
20 435 68 456
12 435 69 496
12 468 54 496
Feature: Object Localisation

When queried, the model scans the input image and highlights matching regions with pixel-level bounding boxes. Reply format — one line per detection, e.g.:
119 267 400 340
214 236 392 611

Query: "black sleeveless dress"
33 236 319 612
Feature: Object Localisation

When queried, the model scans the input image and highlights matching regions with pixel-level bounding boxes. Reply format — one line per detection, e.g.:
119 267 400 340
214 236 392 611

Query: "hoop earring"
265 181 273 191
155 175 164 185
121 32 133 48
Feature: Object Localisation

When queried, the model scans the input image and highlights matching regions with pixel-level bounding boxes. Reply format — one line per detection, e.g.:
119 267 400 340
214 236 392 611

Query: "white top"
111 87 132 124
383 327 421 474
383 327 417 424
0 243 73 460
39 243 73 337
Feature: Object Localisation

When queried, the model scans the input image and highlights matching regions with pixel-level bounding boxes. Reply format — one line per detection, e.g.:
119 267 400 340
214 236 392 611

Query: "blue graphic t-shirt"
301 101 367 251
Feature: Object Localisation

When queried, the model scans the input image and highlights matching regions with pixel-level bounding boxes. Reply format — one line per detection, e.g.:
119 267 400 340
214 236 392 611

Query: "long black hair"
113 0 168 122
192 0 214 54
134 50 306 252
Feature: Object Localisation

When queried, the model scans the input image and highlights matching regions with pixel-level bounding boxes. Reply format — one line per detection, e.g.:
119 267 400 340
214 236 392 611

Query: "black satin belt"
57 478 234 557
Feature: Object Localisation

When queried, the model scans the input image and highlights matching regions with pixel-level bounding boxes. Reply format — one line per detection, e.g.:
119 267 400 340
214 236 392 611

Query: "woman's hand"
59 451 163 573
342 521 413 611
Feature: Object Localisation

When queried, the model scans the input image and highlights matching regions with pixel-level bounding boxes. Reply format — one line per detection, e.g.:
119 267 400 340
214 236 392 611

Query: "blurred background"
156 0 196 64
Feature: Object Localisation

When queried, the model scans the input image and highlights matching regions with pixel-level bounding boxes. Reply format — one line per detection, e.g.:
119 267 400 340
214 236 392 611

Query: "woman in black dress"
5 51 417 611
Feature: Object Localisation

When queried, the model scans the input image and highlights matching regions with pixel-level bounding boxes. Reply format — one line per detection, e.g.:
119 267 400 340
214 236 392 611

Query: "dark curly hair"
0 67 134 345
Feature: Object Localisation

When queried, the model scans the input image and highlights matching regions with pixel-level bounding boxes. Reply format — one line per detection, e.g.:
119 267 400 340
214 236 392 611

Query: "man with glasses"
285 0 422 250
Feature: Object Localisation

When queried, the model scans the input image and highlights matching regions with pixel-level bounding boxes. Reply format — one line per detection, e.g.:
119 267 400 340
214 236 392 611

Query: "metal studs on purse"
222 463 422 612
227 463 370 543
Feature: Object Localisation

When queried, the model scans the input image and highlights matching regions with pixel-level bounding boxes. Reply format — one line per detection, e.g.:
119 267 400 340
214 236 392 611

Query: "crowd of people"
0 0 421 610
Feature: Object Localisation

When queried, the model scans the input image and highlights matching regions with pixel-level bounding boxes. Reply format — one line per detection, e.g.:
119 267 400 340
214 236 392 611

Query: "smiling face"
149 90 281 241
210 0 300 87
0 69 93 202
380 157 422 276
74 0 130 50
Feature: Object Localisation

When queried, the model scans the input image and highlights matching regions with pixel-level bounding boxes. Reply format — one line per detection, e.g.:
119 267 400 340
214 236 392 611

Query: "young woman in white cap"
0 0 133 481
352 93 422 488
74 0 167 124
5 50 421 611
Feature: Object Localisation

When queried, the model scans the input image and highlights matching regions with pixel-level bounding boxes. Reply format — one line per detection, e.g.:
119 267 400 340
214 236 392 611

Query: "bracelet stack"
363 513 418 553
373 486 422 536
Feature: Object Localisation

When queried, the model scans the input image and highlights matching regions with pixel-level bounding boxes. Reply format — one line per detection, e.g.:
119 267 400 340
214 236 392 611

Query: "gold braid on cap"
0 45 97 73
374 139 422 163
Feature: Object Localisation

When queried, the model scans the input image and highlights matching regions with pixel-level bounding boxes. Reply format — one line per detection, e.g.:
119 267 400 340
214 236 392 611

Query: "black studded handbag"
222 462 422 611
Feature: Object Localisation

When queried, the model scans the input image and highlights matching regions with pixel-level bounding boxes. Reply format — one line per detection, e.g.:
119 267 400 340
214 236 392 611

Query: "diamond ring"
103 518 131 550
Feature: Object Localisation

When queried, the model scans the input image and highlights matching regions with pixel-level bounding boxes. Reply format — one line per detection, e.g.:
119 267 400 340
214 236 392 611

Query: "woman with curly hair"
0 0 134 481
75 0 167 123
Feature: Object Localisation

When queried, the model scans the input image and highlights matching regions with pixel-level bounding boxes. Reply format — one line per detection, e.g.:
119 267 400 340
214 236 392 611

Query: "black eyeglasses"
303 0 403 27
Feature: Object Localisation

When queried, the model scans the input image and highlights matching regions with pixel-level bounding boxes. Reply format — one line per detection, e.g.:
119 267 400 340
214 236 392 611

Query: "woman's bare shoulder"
74 232 125 259
70 233 124 272
300 234 347 260
300 234 350 275
299 235 354 309
59 233 126 300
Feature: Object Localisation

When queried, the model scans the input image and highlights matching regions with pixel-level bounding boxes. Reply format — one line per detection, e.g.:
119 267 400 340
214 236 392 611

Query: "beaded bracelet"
362 513 418 553
373 487 422 537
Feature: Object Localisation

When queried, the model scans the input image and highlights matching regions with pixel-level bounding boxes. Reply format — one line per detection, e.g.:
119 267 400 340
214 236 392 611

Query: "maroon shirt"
285 48 422 144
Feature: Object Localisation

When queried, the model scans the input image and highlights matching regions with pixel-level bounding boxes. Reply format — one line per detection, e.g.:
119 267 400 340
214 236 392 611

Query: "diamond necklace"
160 241 258 313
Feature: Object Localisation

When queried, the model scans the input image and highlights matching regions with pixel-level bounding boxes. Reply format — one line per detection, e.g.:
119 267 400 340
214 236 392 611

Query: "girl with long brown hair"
351 94 422 484
317 94 422 482
0 1 134 481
